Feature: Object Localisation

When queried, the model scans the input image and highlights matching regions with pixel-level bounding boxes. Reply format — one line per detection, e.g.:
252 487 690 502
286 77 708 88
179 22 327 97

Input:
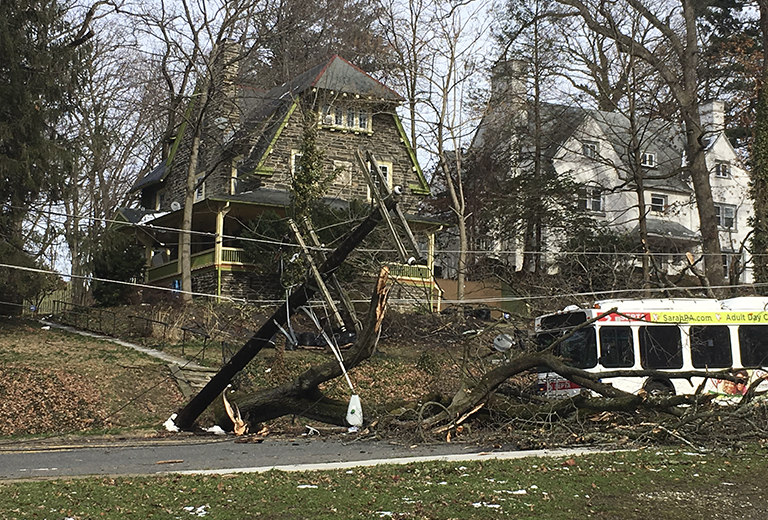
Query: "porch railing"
147 247 252 283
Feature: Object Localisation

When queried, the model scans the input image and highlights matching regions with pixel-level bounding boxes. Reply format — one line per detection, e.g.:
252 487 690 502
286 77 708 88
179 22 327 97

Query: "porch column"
215 202 231 297
135 233 155 281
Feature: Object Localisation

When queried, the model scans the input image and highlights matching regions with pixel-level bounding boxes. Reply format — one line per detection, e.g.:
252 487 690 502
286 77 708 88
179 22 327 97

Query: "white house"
464 66 753 284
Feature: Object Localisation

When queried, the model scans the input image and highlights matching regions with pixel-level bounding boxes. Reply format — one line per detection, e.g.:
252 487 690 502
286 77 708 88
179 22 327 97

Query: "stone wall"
153 91 428 214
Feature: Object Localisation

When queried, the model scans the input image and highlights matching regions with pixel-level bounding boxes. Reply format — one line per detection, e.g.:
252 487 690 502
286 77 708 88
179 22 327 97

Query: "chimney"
490 59 527 105
699 100 725 135
208 39 243 144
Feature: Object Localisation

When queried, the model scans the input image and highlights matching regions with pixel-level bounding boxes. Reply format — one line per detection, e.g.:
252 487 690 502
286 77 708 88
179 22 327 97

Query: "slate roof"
234 55 403 174
132 55 402 193
630 218 699 243
131 162 167 193
474 100 691 194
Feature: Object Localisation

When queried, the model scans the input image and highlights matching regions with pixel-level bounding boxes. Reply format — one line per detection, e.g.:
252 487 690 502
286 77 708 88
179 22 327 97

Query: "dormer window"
320 105 373 133
640 152 656 168
582 141 598 159
714 161 730 178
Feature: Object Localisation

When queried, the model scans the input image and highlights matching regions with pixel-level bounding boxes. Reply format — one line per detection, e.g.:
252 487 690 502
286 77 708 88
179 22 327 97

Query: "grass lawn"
1 448 766 519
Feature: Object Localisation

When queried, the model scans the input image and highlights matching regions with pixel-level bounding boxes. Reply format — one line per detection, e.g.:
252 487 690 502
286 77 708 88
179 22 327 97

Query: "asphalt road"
0 436 595 481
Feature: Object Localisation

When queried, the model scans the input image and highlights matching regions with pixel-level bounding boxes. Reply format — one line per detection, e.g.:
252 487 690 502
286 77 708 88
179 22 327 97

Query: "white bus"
535 297 768 398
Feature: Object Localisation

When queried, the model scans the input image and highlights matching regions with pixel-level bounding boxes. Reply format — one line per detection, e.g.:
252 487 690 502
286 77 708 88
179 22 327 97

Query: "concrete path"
40 320 210 371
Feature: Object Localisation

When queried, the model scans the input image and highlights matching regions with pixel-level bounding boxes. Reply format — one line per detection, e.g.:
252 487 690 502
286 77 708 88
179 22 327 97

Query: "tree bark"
752 1 768 288
174 196 401 430
223 268 391 428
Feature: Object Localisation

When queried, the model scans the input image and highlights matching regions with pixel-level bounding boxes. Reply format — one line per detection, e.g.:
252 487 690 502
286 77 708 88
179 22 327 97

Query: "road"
0 435 597 481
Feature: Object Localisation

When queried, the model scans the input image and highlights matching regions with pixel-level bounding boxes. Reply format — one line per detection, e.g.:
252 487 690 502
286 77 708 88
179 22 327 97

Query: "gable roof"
131 162 167 192
132 55 404 193
230 55 407 176
474 100 692 193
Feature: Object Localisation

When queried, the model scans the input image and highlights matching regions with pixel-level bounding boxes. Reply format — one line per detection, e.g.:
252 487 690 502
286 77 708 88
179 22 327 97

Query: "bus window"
554 327 597 369
639 326 682 369
739 325 768 367
599 327 634 368
690 326 732 369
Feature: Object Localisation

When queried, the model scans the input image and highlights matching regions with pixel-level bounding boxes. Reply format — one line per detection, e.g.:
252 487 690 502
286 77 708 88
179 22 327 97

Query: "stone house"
120 52 437 300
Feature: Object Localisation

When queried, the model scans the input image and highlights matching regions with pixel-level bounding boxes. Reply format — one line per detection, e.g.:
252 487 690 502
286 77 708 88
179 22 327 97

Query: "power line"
21 204 762 257
1 260 765 308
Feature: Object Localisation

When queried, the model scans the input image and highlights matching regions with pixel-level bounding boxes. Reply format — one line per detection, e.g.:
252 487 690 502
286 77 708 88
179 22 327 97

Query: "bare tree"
61 26 158 305
556 0 726 287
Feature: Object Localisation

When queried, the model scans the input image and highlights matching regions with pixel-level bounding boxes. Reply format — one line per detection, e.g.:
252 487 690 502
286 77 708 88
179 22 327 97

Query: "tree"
92 226 145 307
752 1 768 287
387 2 490 301
0 0 85 303
556 0 727 288
246 0 389 88
62 26 160 305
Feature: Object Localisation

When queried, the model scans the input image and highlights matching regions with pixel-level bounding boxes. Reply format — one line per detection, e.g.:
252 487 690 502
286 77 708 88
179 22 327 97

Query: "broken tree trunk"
174 195 400 430
219 267 391 428
421 351 727 431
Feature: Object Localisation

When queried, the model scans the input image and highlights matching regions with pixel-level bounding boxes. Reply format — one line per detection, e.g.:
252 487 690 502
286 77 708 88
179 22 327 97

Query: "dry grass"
0 318 185 437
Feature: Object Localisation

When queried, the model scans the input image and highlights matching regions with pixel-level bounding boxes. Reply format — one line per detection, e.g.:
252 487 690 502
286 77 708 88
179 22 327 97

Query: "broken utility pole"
173 193 402 431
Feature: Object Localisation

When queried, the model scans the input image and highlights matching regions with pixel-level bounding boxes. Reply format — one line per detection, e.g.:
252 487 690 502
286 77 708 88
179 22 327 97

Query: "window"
155 191 166 211
723 252 742 280
714 161 730 178
599 327 634 368
690 326 732 369
582 141 598 159
578 186 603 212
230 160 240 194
291 151 303 176
640 152 656 167
321 105 372 132
554 327 597 369
639 325 682 369
714 203 736 229
650 193 667 213
739 326 768 367
194 174 205 202
367 162 392 200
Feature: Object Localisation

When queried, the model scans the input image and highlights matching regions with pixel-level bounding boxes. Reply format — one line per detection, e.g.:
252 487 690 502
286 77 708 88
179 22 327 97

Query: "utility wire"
2 260 765 308
19 205 760 257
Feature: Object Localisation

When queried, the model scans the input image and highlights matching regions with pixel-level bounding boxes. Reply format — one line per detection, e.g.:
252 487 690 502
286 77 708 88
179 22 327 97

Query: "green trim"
409 183 431 195
166 94 199 169
253 167 274 176
393 114 430 195
252 100 300 174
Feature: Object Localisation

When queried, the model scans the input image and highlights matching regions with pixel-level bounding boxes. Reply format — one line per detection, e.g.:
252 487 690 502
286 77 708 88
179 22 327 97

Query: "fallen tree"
216 267 391 429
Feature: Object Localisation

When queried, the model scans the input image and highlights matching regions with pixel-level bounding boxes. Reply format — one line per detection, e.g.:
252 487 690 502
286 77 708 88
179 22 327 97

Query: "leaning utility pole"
173 193 401 430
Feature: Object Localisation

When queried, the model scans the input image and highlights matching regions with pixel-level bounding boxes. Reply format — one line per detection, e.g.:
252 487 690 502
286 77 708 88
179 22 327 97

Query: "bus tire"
644 380 674 396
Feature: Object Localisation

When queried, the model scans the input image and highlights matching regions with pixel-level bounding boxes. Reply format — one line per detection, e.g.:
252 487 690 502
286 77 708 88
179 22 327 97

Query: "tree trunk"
752 1 768 289
174 196 401 430
179 86 209 304
226 269 390 428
